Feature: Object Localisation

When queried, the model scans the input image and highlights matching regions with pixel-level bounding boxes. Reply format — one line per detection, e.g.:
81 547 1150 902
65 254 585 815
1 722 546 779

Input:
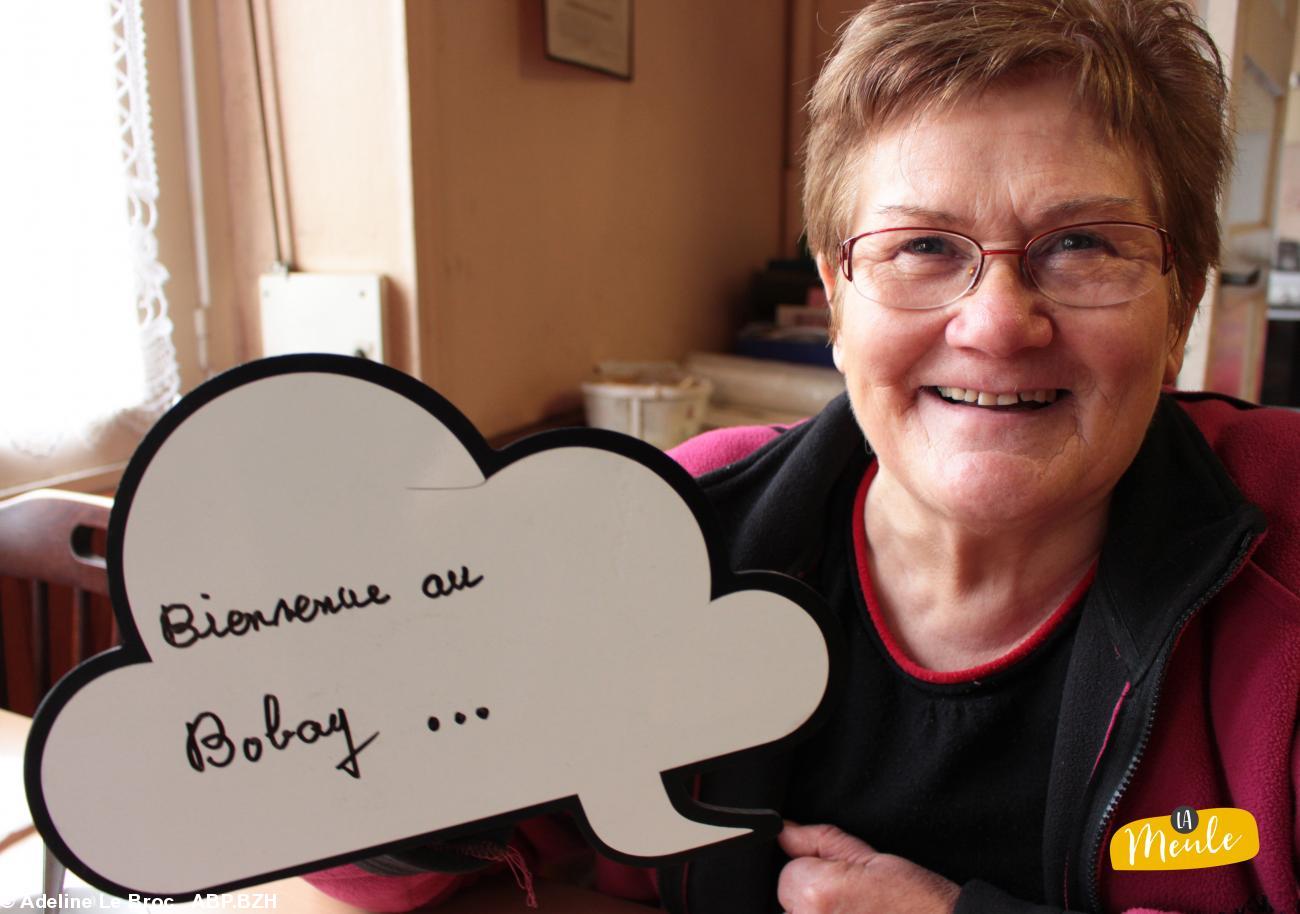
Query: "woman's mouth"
929 386 1065 411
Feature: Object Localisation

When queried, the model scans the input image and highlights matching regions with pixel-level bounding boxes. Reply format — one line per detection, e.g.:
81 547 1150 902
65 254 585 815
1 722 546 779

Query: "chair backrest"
0 489 115 715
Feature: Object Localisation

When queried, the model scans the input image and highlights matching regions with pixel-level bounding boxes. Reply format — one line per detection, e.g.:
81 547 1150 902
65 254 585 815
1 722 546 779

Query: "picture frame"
543 0 633 81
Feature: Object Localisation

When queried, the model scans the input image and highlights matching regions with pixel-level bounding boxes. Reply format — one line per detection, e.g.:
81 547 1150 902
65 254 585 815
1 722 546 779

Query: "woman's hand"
777 822 960 914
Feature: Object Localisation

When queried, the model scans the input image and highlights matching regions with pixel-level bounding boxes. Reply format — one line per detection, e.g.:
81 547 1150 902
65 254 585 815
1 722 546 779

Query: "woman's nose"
944 255 1054 356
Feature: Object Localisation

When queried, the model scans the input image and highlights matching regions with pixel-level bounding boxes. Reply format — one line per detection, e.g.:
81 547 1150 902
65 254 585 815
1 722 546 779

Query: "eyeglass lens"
845 223 1166 309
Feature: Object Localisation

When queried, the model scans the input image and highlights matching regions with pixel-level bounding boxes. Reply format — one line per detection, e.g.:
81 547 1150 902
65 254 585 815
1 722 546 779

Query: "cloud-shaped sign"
25 355 834 899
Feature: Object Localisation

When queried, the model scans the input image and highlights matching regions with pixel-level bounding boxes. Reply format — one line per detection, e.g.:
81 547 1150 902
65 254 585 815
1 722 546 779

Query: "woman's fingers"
776 854 847 913
776 822 960 914
778 821 878 865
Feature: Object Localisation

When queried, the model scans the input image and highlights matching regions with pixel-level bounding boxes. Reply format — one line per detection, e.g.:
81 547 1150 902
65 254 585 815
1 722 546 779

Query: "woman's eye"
899 236 952 256
1046 232 1110 255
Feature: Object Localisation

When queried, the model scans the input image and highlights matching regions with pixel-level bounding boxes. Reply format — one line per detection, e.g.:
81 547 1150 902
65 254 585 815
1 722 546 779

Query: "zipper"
1083 530 1259 912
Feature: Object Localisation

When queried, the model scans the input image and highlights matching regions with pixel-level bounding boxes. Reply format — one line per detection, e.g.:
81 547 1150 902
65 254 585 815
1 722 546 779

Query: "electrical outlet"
259 272 385 361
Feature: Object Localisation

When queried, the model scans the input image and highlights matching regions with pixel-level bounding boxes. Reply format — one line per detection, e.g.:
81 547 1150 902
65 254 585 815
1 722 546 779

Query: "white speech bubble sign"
24 355 835 899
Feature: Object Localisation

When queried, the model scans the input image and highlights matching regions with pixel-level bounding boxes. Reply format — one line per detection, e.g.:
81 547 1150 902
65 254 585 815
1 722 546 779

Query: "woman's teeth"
936 386 1059 406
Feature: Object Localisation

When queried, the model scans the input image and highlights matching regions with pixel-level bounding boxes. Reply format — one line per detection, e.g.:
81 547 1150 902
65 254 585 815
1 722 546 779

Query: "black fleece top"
658 393 1265 914
783 458 1086 901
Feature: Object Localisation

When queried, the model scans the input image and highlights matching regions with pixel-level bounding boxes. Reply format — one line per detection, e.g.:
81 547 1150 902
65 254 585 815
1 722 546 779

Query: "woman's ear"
816 254 846 373
816 253 838 300
1164 322 1190 385
1164 277 1206 385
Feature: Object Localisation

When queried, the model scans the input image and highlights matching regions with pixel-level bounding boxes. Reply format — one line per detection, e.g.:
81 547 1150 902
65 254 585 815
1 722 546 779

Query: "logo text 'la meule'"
1110 808 1259 871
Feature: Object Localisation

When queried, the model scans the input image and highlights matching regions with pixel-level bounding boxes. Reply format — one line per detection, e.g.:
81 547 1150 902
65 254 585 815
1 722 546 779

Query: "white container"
685 352 845 416
582 362 713 450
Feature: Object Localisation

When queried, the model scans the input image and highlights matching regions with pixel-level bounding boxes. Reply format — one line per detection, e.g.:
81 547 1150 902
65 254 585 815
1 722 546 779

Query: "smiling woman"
832 78 1182 609
663 3 1299 913
299 2 1300 913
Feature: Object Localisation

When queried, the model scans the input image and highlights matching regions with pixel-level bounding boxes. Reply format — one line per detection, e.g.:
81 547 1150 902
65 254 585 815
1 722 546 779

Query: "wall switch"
259 272 385 361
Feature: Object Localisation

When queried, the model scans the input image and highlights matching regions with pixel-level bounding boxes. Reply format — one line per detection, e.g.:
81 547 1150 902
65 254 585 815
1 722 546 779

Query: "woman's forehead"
848 80 1156 233
864 196 1150 229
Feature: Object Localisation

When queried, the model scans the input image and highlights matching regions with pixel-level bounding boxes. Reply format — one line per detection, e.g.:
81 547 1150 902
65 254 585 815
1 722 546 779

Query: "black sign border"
23 353 843 900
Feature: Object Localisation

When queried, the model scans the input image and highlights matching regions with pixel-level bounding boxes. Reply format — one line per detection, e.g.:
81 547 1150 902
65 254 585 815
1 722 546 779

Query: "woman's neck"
863 465 1107 672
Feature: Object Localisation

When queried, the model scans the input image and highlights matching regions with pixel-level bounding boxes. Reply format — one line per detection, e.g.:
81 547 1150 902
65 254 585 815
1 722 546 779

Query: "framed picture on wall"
543 0 633 80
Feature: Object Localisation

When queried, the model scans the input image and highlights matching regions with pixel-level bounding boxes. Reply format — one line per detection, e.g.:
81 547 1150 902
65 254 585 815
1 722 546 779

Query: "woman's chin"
901 450 1095 532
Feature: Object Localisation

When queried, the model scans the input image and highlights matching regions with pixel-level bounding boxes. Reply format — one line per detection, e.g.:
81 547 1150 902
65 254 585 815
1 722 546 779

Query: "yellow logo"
1110 807 1259 871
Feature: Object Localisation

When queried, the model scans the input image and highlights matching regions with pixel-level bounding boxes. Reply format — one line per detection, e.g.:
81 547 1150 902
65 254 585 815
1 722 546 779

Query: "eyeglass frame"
837 220 1176 309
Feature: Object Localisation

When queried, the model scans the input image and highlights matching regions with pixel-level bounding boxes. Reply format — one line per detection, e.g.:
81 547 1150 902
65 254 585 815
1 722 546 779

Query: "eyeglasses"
838 221 1174 310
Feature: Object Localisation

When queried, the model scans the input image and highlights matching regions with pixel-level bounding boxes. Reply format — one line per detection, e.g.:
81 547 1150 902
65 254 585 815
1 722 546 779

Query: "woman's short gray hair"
803 0 1231 335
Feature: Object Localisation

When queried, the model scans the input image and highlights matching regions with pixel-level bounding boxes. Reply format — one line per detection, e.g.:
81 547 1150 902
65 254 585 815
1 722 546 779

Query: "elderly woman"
306 1 1300 912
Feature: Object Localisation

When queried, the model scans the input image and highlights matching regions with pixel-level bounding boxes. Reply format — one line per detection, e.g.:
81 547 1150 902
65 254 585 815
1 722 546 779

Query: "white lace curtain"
0 0 179 495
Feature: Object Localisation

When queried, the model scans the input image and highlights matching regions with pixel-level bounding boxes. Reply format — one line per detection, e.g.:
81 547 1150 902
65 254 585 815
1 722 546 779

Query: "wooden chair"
0 488 116 899
0 488 115 716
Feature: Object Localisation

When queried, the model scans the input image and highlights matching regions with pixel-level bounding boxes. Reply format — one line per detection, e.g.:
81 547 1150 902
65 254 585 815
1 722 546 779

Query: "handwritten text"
184 694 377 779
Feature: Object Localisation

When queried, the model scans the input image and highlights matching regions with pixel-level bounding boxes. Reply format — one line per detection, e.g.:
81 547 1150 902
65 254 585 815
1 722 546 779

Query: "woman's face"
825 78 1190 531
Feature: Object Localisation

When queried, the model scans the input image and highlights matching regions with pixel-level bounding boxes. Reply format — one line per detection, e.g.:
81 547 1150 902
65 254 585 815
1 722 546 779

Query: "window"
0 0 202 497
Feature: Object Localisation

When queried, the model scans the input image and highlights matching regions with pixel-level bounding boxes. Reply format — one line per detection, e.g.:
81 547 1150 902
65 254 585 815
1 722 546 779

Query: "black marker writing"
184 694 377 779
161 583 391 649
421 566 484 600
